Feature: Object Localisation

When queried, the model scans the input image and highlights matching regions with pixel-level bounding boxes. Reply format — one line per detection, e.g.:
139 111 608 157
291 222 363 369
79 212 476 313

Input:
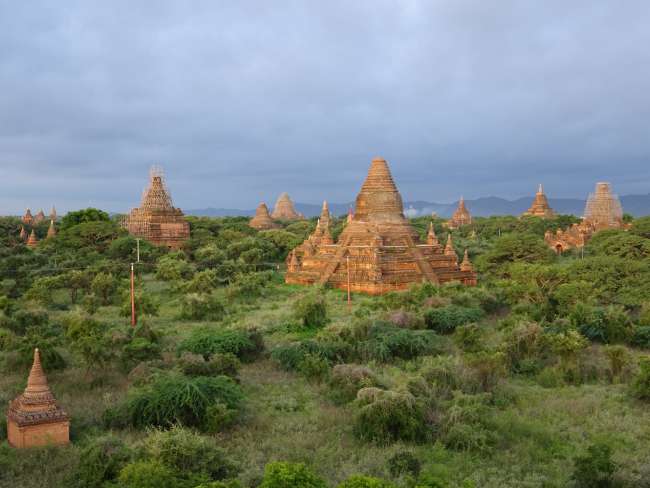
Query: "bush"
354 388 429 445
453 323 484 352
441 392 491 452
260 462 327 488
293 292 329 329
359 324 444 362
630 326 650 348
178 327 263 362
630 357 650 401
145 426 237 481
179 352 240 378
70 435 132 488
571 304 632 344
118 460 180 488
571 442 618 488
424 306 484 334
180 293 226 321
104 373 243 431
297 353 330 381
337 475 396 488
272 340 352 371
387 451 421 478
330 364 380 403
500 321 546 374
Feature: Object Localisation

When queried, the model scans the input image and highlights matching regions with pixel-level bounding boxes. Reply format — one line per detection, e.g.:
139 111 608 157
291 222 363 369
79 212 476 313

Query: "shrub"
354 388 429 445
156 253 193 281
453 323 484 352
421 356 467 398
293 292 328 329
441 392 491 452
70 435 132 488
630 326 650 348
180 293 226 321
603 345 631 381
0 328 15 351
118 460 180 488
178 327 263 362
297 353 330 381
337 475 396 488
227 271 274 301
272 340 352 371
571 304 632 344
424 306 484 334
463 351 506 393
630 357 650 401
387 451 421 478
3 308 48 335
104 373 243 431
260 462 327 488
179 352 240 378
330 364 380 403
571 442 618 488
500 321 546 374
145 426 237 481
359 324 444 362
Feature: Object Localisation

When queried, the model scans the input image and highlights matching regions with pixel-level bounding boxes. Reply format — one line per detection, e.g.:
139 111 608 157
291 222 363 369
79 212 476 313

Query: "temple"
545 182 625 253
122 167 190 249
285 157 477 294
26 230 38 248
22 209 33 225
447 197 472 229
46 220 57 239
249 203 279 230
271 192 304 220
522 184 555 218
7 349 70 448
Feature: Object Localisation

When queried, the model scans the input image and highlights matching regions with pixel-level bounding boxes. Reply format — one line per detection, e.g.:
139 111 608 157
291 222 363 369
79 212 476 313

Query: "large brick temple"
122 167 190 249
285 157 477 294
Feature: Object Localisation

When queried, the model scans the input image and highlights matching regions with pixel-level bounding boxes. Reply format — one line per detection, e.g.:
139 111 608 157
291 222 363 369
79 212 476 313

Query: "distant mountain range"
186 193 650 218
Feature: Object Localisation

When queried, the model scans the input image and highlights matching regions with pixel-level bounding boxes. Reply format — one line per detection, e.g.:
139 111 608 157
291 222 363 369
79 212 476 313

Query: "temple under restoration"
285 157 477 294
122 167 190 249
7 349 70 448
545 182 625 252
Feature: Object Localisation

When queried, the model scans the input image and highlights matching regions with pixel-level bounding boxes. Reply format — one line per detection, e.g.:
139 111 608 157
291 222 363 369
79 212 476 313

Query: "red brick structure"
122 167 190 249
22 209 33 225
285 157 477 294
250 203 279 230
447 197 472 229
271 192 304 220
522 184 555 218
46 220 57 239
26 229 38 248
7 349 70 448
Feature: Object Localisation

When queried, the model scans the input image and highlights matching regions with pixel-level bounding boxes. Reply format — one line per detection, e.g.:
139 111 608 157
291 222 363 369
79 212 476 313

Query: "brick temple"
122 167 190 249
545 182 626 252
285 157 477 294
7 349 70 448
447 197 472 229
271 192 304 220
250 202 279 230
522 184 555 218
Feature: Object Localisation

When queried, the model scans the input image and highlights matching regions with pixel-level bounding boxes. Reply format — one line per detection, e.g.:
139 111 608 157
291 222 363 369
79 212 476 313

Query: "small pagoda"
271 192 304 220
26 230 38 248
34 209 46 224
285 157 477 294
122 166 190 249
522 184 555 218
545 182 626 253
249 203 279 230
46 220 57 239
7 349 70 448
22 209 34 225
447 197 472 229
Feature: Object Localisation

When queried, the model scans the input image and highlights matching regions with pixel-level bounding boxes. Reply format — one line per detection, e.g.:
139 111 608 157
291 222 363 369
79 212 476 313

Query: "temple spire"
25 349 50 395
19 226 27 241
27 229 38 248
460 249 474 272
47 220 57 239
427 222 439 247
444 234 456 257
538 183 543 194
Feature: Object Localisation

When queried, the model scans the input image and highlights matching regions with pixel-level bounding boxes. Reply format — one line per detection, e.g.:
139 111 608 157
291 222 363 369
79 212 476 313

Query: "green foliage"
272 340 352 371
178 327 263 362
260 462 327 488
476 233 555 275
227 271 275 300
337 475 396 488
571 442 618 488
441 392 491 452
354 388 429 445
587 229 650 259
65 313 113 372
156 252 193 281
630 357 650 401
630 326 650 348
120 289 160 318
571 304 632 344
180 292 226 321
423 305 483 334
118 460 180 488
179 352 240 378
105 373 243 431
330 364 380 403
360 324 445 362
630 216 650 239
60 208 110 230
293 291 329 329
387 451 421 478
70 435 132 488
91 272 118 305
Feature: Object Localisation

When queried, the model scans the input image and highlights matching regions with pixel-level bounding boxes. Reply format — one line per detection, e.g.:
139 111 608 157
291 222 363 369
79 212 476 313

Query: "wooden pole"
130 262 136 327
346 255 351 309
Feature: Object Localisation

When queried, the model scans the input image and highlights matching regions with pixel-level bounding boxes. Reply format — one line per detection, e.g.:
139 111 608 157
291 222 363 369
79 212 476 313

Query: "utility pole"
136 238 140 263
130 262 136 327
346 255 351 309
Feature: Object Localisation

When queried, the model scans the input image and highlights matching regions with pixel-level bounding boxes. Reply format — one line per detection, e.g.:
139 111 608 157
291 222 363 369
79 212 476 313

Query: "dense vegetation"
1 210 650 487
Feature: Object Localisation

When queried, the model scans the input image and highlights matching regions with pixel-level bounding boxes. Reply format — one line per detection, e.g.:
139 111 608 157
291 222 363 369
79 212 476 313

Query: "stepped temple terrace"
285 157 477 294
447 197 472 229
522 184 555 218
271 192 304 220
249 203 279 230
545 182 626 253
7 349 70 448
122 167 190 249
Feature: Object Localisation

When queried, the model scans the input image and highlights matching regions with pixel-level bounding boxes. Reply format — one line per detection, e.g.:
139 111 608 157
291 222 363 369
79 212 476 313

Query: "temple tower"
7 349 70 448
522 184 555 218
249 203 279 230
271 193 304 220
46 220 57 239
22 209 33 225
34 209 46 224
583 182 624 230
26 230 38 248
447 197 472 229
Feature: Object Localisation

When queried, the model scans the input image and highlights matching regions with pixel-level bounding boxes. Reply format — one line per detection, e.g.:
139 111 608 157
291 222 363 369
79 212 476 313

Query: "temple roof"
140 167 175 212
353 157 406 223
250 202 278 230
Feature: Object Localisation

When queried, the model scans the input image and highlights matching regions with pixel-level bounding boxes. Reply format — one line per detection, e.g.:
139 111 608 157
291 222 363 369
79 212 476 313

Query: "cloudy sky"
1 1 649 214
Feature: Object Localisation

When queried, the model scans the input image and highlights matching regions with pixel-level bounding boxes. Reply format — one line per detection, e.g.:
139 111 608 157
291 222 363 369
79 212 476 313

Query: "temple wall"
7 420 70 448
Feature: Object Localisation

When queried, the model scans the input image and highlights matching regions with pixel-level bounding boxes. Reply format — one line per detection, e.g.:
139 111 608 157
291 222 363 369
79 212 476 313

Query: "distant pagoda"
46 220 57 239
7 349 70 448
522 184 555 218
447 197 472 229
22 209 33 225
545 182 626 253
26 229 38 248
34 209 46 224
249 203 279 230
271 192 304 220
286 157 477 294
122 166 190 249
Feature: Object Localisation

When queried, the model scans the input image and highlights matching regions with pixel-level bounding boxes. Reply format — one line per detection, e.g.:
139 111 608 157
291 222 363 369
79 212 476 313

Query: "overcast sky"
1 1 649 214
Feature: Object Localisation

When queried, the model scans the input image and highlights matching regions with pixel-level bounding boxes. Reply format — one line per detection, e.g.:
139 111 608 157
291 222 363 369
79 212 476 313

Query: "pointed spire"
460 249 474 272
47 220 57 239
538 183 543 194
288 250 300 272
347 207 354 224
250 202 278 230
50 205 57 221
427 222 439 247
19 226 27 241
321 226 334 245
354 157 405 223
27 229 38 248
22 208 33 225
25 348 50 395
448 196 472 228
444 234 456 257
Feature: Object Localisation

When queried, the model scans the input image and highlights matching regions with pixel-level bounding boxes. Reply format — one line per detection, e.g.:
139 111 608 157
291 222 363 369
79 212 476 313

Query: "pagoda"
285 157 477 294
271 192 304 220
34 209 46 224
19 226 27 241
22 209 34 225
122 167 190 249
522 184 555 218
249 203 279 230
545 182 626 253
50 206 57 221
46 220 57 239
447 197 472 229
26 230 38 248
7 349 70 448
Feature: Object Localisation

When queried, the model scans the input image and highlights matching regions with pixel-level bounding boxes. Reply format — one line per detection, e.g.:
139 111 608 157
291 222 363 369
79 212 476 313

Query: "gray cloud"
1 0 649 214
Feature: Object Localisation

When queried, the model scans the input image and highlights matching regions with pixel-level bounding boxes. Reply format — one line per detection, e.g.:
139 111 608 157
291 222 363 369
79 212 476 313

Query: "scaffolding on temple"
583 182 624 230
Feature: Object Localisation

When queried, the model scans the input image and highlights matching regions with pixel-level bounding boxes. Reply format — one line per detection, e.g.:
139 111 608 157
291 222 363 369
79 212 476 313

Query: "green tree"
260 462 327 488
66 313 113 374
91 272 118 305
60 208 110 230
571 442 618 487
